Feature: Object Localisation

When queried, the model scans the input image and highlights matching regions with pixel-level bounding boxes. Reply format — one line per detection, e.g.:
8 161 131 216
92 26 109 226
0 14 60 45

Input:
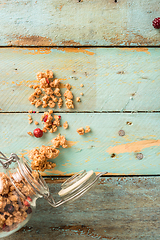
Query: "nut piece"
63 121 69 129
85 126 91 133
77 127 85 135
65 83 71 90
80 92 84 96
76 97 81 102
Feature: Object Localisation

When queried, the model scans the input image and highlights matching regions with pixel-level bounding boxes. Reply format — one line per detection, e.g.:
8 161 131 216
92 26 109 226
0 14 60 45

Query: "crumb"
29 85 33 88
85 126 91 133
28 110 32 113
76 97 81 102
80 84 84 87
36 111 39 113
65 83 71 90
63 121 69 129
34 121 39 125
27 132 33 136
51 134 68 148
77 127 84 135
49 109 53 114
80 92 84 96
28 115 33 124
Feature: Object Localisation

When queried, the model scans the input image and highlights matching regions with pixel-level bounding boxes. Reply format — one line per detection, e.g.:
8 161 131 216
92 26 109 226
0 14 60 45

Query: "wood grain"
1 113 160 175
3 177 160 240
0 0 159 46
0 47 159 112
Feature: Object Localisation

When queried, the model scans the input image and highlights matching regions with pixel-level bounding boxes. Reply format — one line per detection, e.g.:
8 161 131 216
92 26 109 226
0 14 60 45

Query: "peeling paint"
58 47 95 55
67 141 79 148
10 35 52 46
107 139 160 154
120 48 151 55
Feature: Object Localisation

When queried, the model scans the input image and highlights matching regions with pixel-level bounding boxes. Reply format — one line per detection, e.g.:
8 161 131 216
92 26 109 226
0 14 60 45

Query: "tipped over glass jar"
0 152 106 238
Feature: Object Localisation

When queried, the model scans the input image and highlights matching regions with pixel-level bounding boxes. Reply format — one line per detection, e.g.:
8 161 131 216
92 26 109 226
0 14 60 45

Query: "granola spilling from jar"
0 172 34 233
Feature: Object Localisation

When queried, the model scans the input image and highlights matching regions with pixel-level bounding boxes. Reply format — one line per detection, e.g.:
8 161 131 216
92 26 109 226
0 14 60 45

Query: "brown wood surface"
3 177 160 240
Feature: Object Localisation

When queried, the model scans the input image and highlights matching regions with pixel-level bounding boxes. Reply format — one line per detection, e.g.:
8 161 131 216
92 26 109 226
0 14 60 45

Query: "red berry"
58 115 61 119
2 223 6 230
152 17 160 29
33 128 43 138
33 111 36 113
27 196 32 202
43 115 48 122
46 78 49 84
24 200 30 207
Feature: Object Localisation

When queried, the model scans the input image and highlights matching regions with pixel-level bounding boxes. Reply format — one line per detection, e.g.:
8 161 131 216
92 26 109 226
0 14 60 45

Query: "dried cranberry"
46 78 49 84
58 115 61 119
2 223 6 230
33 128 43 138
4 204 15 214
33 111 36 113
27 196 32 202
24 200 30 207
26 207 32 214
43 115 48 122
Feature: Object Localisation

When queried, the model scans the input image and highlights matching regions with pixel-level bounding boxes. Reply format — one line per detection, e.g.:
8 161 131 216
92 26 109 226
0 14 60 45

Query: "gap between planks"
1 111 160 114
0 46 160 49
45 175 160 183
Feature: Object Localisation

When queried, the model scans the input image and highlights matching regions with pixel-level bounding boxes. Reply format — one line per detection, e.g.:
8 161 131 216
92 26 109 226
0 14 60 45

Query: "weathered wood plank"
0 48 160 112
0 0 159 46
1 113 160 175
3 177 160 240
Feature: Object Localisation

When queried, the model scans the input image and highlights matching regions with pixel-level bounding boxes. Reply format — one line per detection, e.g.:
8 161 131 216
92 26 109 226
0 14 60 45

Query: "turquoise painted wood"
0 113 160 175
0 0 159 46
0 47 160 112
4 177 160 240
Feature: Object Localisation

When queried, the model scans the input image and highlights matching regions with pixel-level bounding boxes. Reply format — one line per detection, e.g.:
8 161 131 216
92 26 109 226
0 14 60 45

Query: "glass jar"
0 152 106 238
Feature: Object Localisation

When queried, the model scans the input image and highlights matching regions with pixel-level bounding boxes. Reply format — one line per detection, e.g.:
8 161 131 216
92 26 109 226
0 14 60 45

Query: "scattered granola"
80 92 84 96
34 121 39 125
85 126 91 133
80 84 84 87
51 134 68 148
28 110 32 113
76 97 81 102
63 121 69 129
28 115 33 124
77 128 85 135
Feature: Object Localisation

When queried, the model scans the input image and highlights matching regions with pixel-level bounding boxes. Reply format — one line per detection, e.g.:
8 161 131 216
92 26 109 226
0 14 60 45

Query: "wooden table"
0 0 160 239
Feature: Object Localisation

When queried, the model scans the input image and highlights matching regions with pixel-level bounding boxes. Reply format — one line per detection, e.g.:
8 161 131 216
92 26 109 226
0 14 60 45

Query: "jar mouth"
16 157 50 199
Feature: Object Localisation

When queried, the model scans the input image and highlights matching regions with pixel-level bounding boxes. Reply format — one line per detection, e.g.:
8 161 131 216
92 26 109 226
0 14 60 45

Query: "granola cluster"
28 70 75 110
0 173 33 232
41 110 61 133
29 146 59 172
29 134 67 171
